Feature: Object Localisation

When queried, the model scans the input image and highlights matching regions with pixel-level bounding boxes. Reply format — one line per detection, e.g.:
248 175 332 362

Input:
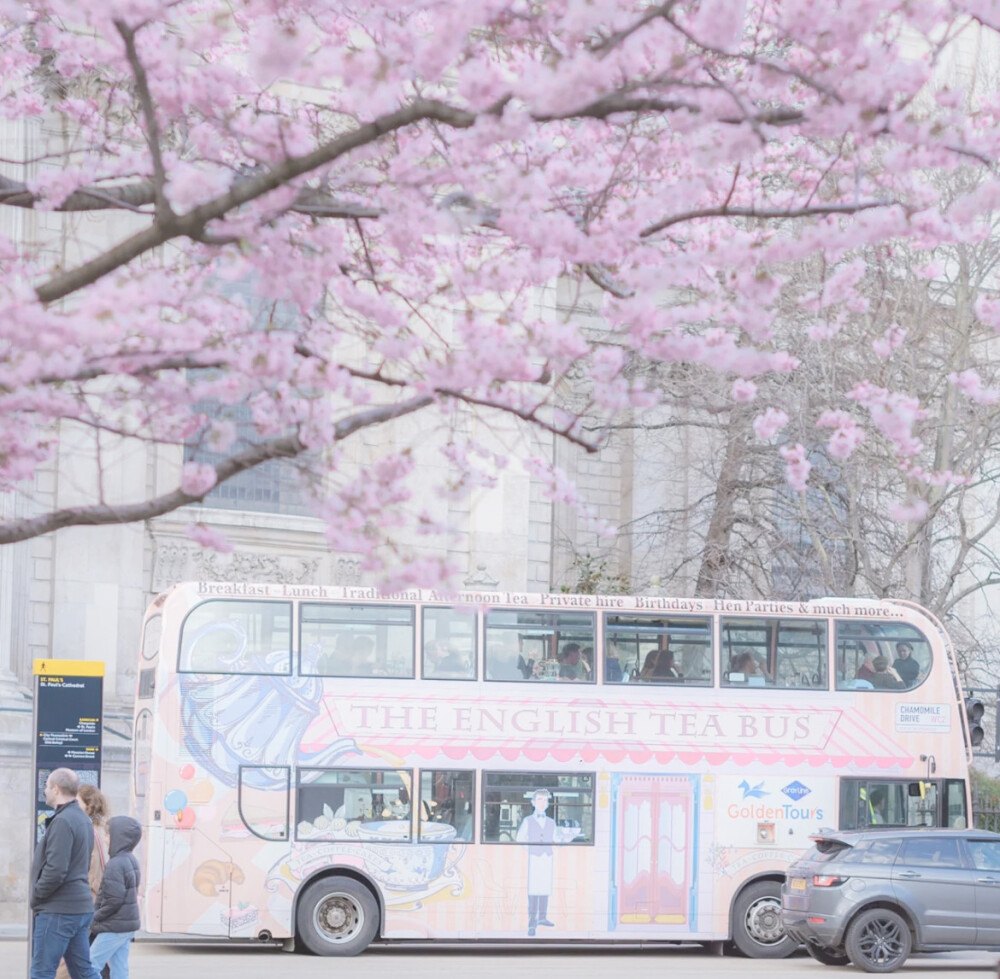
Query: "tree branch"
35 98 480 305
0 394 434 544
114 20 171 216
639 201 890 238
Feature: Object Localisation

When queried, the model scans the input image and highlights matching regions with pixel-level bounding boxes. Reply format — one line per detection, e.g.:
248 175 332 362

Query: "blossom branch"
639 201 892 238
0 394 433 544
114 20 172 216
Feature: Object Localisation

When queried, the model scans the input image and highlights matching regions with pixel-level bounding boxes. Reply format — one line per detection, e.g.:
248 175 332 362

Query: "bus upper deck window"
835 621 931 691
720 618 827 690
179 600 292 674
300 603 415 678
484 610 595 683
604 615 712 685
422 607 477 680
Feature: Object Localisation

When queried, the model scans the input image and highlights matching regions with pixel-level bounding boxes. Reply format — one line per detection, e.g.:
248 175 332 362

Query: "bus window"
296 768 411 841
840 779 941 829
132 708 152 801
419 770 474 842
835 621 931 690
605 614 712 685
946 780 968 828
721 618 827 689
301 603 414 678
422 607 477 680
141 613 162 661
238 766 290 841
484 610 595 682
482 773 594 844
179 600 292 674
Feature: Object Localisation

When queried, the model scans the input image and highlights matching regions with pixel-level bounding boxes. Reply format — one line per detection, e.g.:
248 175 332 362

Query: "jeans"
90 932 134 979
31 912 102 979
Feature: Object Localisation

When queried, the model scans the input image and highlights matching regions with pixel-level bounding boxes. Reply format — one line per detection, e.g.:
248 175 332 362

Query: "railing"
972 794 1000 832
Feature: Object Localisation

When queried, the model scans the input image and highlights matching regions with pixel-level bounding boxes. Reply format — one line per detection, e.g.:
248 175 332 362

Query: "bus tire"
731 880 797 959
295 876 379 956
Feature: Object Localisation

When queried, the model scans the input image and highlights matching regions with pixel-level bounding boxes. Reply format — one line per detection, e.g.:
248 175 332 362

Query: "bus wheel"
296 876 379 956
731 881 796 959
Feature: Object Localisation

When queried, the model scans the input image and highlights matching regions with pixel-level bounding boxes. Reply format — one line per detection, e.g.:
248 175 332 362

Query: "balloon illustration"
179 764 195 781
164 790 188 814
176 807 196 829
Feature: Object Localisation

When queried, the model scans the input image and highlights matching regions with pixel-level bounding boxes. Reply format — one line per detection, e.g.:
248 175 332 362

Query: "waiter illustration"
516 788 559 936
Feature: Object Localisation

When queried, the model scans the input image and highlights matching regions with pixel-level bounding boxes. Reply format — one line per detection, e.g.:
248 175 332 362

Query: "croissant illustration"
193 859 246 897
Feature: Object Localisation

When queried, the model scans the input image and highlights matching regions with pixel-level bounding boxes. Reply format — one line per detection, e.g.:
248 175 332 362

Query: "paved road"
2 941 998 978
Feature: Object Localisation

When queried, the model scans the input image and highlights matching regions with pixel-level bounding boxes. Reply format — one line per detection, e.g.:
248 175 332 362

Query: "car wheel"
806 944 851 966
845 907 912 973
295 876 379 956
731 880 797 958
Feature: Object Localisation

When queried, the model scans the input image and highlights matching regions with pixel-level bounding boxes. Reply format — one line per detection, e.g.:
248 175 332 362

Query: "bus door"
160 802 234 936
610 774 697 929
223 766 292 937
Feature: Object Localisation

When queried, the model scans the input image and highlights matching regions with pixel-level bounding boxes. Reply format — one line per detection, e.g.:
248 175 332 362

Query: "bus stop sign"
32 658 104 842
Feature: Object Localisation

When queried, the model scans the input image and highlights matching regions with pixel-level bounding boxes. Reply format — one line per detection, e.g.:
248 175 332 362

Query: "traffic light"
965 695 985 748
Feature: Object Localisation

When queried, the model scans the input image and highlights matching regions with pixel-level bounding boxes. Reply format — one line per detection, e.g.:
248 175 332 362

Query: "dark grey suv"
781 827 1000 972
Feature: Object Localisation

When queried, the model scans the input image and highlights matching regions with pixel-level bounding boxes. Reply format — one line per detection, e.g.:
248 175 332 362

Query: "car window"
967 840 1000 871
801 842 848 863
897 837 963 868
844 837 901 865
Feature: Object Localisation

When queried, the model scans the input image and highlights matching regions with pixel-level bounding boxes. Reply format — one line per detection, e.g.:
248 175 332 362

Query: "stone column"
0 492 30 703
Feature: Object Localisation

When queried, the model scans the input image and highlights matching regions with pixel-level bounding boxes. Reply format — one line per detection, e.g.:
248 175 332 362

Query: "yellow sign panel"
33 659 105 677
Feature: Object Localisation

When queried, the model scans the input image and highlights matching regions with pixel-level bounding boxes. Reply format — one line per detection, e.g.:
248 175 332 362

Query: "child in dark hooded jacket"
89 816 141 979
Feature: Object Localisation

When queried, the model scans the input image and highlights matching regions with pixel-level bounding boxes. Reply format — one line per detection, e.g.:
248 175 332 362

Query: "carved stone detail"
333 557 362 585
152 543 323 591
464 563 499 588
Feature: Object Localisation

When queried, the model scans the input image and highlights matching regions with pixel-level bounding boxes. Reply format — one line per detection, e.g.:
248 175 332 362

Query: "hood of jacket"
107 815 142 857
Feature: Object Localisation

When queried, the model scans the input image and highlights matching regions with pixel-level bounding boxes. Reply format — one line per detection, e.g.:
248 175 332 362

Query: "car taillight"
812 875 847 887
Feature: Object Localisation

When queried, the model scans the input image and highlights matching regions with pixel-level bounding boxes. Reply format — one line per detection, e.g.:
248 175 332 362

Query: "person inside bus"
557 643 589 681
868 786 887 824
732 651 771 683
350 636 377 675
487 641 522 680
855 646 877 682
316 632 355 675
652 648 682 681
892 642 920 686
869 655 904 689
605 642 624 682
638 650 660 681
424 640 472 679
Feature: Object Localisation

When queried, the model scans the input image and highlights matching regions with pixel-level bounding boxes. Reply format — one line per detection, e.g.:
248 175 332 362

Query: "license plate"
791 877 807 891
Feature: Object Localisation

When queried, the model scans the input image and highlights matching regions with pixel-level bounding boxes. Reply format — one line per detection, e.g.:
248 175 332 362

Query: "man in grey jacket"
30 768 102 979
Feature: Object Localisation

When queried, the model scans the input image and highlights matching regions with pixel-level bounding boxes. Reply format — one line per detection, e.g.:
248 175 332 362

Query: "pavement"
1 939 998 978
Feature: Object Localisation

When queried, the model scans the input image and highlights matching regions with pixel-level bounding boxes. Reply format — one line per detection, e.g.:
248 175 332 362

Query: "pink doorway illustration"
610 774 698 931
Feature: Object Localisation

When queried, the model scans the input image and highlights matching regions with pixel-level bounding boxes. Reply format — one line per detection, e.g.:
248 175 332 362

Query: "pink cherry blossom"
0 0 996 589
753 408 790 441
185 523 234 553
779 444 812 493
948 368 1000 405
889 499 930 523
180 462 218 497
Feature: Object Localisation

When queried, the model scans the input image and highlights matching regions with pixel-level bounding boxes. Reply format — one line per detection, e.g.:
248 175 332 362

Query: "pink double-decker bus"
131 582 975 956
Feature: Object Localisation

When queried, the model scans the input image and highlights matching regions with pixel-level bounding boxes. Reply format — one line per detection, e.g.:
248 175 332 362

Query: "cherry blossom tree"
561 182 1000 677
2 0 1000 586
